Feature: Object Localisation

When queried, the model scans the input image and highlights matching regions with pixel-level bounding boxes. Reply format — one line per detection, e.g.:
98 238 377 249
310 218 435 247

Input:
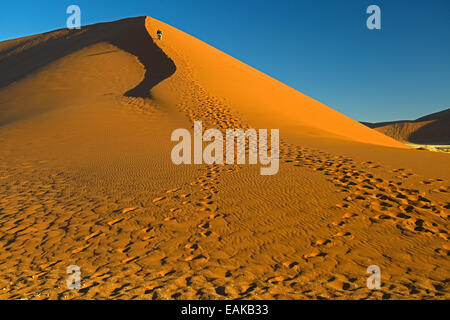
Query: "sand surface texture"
0 17 448 300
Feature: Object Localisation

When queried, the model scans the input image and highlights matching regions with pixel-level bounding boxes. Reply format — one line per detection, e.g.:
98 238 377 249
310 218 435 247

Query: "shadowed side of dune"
362 108 450 145
0 16 176 100
408 118 450 144
109 19 176 98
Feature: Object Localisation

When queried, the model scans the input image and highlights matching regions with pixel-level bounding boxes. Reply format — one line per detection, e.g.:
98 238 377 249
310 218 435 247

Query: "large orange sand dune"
0 17 448 300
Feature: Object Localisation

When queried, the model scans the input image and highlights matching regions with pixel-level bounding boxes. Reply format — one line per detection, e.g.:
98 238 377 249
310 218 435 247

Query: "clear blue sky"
1 0 449 122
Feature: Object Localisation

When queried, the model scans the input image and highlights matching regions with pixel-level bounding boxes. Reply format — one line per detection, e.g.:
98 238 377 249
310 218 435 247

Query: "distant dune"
362 108 450 145
0 17 448 300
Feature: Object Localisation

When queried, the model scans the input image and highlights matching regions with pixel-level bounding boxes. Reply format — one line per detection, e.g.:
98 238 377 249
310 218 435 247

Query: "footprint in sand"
303 249 327 260
314 239 332 247
282 261 300 269
185 243 199 252
185 254 209 263
342 212 358 219
200 230 213 237
327 278 354 291
333 231 353 239
330 220 347 227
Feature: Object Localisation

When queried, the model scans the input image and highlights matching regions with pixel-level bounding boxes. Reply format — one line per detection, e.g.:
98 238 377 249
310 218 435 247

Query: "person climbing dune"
157 30 163 40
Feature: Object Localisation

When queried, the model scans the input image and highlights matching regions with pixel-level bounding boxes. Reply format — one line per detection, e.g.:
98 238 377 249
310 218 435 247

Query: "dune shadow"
108 17 176 98
0 16 176 99
408 118 450 145
87 50 121 57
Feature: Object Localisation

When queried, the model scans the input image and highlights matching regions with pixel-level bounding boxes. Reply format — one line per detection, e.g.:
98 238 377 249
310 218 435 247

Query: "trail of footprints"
144 55 449 298
119 96 164 118
1 51 449 299
281 142 450 260
2 132 448 299
149 57 242 267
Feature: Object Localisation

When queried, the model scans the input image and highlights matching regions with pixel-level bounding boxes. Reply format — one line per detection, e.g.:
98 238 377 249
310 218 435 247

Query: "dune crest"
143 17 407 148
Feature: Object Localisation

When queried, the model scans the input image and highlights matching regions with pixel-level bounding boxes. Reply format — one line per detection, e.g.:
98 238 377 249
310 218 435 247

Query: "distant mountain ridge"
362 108 450 145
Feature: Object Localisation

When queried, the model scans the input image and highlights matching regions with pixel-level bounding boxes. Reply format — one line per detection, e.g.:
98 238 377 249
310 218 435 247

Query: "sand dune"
0 17 448 300
363 108 450 145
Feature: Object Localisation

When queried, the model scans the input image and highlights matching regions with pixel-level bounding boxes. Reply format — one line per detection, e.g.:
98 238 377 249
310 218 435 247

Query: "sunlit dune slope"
1 16 406 148
143 17 407 148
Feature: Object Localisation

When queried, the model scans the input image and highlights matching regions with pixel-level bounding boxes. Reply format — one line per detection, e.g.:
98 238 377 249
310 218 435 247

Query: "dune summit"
0 16 448 300
0 16 409 146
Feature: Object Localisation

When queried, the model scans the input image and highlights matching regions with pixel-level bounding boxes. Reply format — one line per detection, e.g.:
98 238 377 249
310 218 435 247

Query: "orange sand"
0 17 448 300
